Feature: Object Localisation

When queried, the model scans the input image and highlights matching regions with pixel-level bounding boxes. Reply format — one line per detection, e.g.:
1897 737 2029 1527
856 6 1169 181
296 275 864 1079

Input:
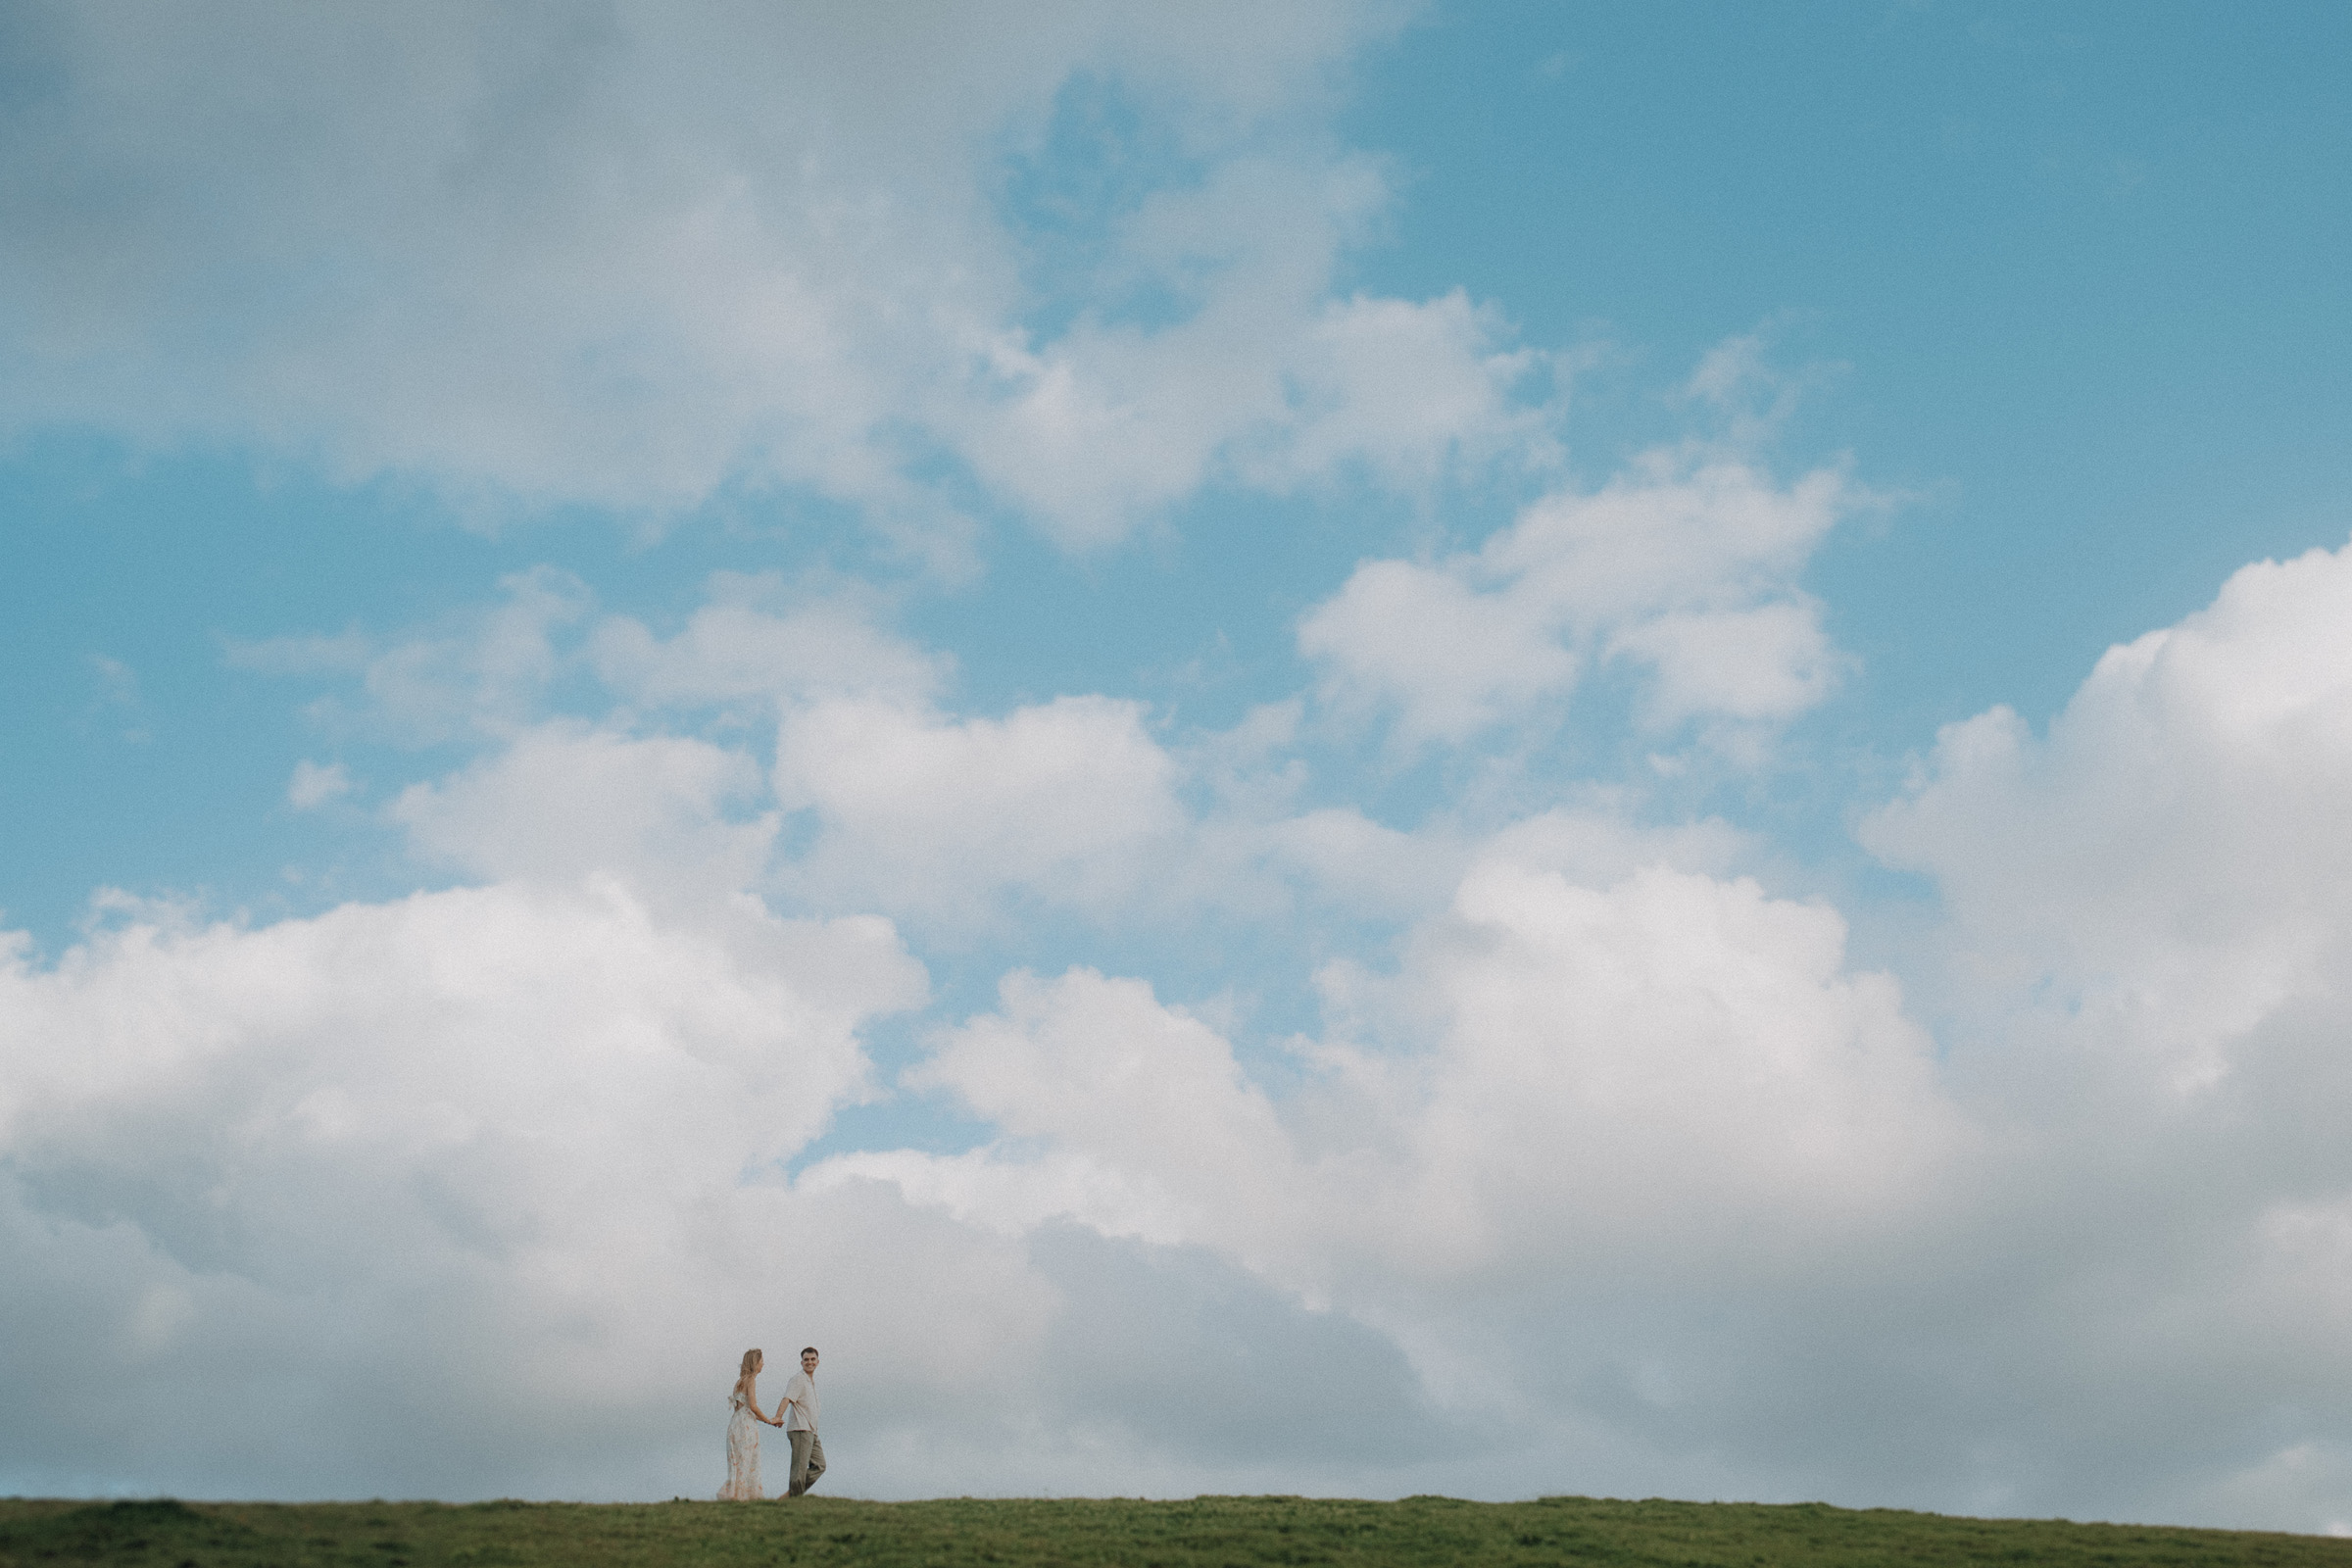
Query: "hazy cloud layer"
0 0 1506 557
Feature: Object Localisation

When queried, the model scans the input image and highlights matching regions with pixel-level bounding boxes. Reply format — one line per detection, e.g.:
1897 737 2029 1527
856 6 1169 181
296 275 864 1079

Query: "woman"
718 1348 784 1499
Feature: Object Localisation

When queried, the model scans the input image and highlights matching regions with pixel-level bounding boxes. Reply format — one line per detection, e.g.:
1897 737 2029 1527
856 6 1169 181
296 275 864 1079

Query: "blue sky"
6 0 2352 1531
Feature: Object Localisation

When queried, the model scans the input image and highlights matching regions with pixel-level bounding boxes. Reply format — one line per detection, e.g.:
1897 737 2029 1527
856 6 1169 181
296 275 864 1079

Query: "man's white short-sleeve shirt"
783 1370 819 1432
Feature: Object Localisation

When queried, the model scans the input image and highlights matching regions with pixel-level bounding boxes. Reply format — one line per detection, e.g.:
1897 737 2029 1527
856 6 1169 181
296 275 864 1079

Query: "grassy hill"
4 1493 2347 1567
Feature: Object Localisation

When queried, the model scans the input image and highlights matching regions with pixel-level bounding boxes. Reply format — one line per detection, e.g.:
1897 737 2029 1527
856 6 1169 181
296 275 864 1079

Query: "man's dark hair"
801 1347 818 1357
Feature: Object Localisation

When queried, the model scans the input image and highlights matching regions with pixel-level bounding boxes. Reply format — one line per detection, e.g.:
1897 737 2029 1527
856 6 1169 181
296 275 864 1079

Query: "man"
778 1346 825 1497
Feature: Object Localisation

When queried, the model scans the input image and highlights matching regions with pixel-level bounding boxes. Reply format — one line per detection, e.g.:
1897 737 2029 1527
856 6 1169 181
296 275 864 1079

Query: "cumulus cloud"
391 724 776 902
787 540 2352 1527
0 877 937 1498
1863 537 2352 1090
798 850 2114 1513
1841 536 2352 1522
762 678 1515 933
591 574 948 716
951 154 1551 546
17 525 2352 1523
232 570 1474 935
1299 558 1577 747
0 875 1475 1503
837 858 1958 1284
15 8 2352 1507
772 694 1187 926
0 1 1563 555
1300 438 1858 750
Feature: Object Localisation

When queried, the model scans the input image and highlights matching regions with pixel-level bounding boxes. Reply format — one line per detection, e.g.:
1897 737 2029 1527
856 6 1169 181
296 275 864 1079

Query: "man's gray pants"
787 1429 825 1496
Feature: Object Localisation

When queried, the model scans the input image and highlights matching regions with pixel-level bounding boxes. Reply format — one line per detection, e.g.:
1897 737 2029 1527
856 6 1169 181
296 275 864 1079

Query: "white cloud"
0 3 1549 556
1300 438 1859 749
1298 558 1577 746
0 877 950 1498
591 574 947 715
242 568 946 760
808 1146 1194 1248
950 151 1549 546
231 567 592 744
1340 861 1963 1266
804 770 2352 1529
285 760 351 809
1244 805 1466 918
1862 537 2352 1090
391 723 774 902
1270 289 1554 492
1839 535 2352 1521
837 853 1963 1349
772 694 1186 925
238 572 1476 933
22 528 2352 1522
0 875 1459 1504
763 683 1475 931
804 542 2352 1524
1474 801 1748 887
910 970 1299 1264
1605 599 1840 726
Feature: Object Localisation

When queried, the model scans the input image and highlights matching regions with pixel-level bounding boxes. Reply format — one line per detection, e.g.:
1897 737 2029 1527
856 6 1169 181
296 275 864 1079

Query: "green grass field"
4 1494 2347 1567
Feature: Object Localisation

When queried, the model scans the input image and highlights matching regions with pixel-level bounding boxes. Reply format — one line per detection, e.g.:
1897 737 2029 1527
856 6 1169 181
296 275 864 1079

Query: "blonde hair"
735 1348 762 1394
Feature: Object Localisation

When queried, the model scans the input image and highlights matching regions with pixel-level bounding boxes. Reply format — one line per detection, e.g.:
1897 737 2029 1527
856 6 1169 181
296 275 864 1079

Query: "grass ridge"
5 1493 2348 1566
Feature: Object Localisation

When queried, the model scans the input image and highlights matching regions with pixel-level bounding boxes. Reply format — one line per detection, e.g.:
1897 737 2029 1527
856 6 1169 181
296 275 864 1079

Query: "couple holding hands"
720 1346 825 1500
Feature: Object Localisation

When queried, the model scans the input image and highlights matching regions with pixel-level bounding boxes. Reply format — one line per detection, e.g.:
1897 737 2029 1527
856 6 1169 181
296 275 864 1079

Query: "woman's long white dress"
717 1388 763 1500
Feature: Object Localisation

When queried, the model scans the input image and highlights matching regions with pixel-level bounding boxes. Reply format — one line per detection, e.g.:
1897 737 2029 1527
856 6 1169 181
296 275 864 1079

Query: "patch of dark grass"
3 1494 2348 1567
0 1497 263 1565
